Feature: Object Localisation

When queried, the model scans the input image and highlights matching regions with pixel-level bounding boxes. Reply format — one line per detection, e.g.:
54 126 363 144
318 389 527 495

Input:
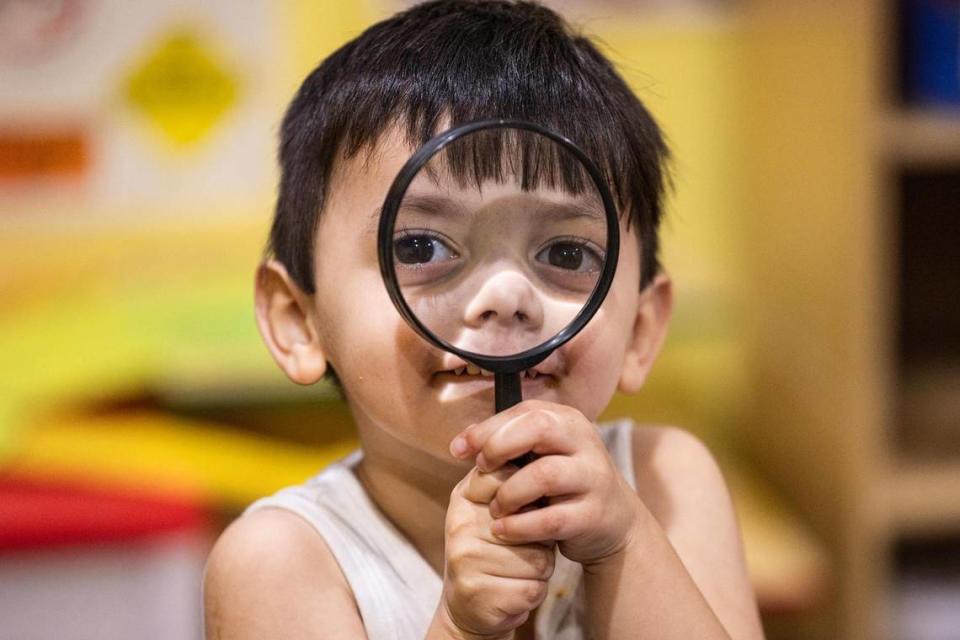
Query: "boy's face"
257 127 671 466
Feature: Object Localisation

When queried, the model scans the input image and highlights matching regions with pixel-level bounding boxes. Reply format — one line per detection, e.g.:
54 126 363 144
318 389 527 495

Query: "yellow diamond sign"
124 28 239 147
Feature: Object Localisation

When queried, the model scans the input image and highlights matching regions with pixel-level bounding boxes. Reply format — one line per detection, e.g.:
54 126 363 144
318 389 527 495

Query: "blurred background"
1 0 958 638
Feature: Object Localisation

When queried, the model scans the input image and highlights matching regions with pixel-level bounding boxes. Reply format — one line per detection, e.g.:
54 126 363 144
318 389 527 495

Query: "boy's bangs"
352 120 615 208
421 127 601 199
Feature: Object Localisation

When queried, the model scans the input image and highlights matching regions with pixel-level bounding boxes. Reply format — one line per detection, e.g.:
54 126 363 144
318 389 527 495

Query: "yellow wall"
1 2 753 457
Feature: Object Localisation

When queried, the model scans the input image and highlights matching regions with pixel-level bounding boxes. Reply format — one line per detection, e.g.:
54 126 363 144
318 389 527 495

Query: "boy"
203 2 764 639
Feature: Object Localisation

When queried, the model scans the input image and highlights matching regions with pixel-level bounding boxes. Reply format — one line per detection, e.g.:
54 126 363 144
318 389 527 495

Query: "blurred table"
0 472 210 640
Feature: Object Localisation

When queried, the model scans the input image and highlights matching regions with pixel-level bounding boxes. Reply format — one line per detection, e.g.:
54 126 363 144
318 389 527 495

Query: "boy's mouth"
438 364 549 380
435 356 560 381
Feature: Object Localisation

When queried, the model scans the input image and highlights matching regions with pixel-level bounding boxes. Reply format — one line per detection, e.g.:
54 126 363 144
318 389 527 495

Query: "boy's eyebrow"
398 193 471 217
536 199 605 221
363 193 468 236
363 192 605 236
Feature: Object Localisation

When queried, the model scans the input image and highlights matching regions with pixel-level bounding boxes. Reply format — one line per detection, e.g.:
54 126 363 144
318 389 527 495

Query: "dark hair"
265 0 671 296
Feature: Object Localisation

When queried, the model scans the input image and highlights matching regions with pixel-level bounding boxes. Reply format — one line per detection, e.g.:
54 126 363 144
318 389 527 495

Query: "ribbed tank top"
243 419 636 640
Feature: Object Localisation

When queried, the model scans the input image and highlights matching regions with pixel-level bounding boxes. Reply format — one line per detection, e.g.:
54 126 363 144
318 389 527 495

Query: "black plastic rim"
377 118 620 374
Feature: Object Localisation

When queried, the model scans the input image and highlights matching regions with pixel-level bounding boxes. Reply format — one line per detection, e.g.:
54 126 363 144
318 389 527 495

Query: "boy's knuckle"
447 537 484 565
531 458 558 490
578 506 595 529
457 574 484 601
446 542 470 566
534 550 554 577
544 511 565 537
523 399 548 411
492 601 521 620
446 513 471 538
557 403 580 419
464 427 484 449
523 580 546 606
528 409 555 433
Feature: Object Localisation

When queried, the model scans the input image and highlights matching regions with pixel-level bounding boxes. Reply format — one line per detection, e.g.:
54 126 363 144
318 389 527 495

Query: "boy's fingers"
460 465 516 504
475 410 577 472
449 400 568 461
489 456 583 517
479 542 557 581
492 501 580 544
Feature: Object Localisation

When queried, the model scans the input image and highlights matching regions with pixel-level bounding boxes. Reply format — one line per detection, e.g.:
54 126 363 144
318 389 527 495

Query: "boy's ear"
618 272 673 394
254 259 328 385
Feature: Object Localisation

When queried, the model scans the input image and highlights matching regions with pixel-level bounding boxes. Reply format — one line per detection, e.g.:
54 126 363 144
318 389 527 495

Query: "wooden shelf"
883 109 960 166
739 2 960 637
897 362 960 463
885 460 960 535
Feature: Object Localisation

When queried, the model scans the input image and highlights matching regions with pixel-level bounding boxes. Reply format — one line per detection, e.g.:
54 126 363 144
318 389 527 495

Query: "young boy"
203 2 764 639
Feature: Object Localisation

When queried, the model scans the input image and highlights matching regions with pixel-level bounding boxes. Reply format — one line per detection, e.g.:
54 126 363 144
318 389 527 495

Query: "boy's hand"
449 400 645 570
434 464 556 640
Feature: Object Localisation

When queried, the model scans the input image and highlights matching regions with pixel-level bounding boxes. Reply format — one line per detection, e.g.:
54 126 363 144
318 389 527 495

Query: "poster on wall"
0 0 281 217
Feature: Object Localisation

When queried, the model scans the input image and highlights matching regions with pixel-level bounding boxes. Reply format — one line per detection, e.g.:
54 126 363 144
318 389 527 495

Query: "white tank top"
243 419 636 640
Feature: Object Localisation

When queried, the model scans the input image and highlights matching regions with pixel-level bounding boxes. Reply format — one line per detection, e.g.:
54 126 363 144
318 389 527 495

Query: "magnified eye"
536 240 603 272
394 232 457 265
393 230 460 287
533 238 605 295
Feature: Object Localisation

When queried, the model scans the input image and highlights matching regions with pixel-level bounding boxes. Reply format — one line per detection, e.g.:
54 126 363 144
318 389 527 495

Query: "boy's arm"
581 426 765 640
204 500 543 640
202 508 368 640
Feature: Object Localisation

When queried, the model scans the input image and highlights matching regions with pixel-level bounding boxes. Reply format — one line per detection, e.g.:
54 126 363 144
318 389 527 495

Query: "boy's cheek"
556 328 628 420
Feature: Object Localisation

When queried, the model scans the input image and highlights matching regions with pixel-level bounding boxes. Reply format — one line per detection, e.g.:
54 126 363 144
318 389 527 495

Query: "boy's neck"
352 421 468 578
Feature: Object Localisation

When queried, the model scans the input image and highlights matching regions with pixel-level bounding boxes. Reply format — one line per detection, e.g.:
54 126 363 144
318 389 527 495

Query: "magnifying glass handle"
494 371 522 413
495 372 537 468
495 372 548 512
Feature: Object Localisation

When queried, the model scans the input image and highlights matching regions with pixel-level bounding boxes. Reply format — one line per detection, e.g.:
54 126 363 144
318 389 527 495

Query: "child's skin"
203 127 765 639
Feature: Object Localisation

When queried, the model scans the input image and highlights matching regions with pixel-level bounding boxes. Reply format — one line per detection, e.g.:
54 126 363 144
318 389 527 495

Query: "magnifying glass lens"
390 127 610 360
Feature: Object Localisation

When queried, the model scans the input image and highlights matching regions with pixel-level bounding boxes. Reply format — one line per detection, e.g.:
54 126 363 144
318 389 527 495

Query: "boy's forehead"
334 125 608 233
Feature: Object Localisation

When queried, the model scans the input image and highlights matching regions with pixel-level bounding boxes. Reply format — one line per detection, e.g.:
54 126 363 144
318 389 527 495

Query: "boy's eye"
535 240 603 273
394 233 457 265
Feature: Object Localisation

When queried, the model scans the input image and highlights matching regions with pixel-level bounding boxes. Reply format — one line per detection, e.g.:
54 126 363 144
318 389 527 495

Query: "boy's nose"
462 270 544 331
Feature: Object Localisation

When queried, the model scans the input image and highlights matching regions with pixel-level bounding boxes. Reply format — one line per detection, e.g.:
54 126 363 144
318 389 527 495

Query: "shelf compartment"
894 167 960 467
884 110 960 166
886 461 960 534
891 533 960 640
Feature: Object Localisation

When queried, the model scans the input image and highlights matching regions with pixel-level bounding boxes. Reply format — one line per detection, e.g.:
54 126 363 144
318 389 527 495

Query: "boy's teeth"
447 364 495 377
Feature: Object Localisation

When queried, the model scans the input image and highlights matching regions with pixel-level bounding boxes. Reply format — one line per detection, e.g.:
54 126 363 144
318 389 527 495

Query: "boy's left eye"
535 240 603 273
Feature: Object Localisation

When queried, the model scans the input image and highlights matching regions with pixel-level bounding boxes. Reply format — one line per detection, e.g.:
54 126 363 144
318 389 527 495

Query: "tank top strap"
243 449 442 640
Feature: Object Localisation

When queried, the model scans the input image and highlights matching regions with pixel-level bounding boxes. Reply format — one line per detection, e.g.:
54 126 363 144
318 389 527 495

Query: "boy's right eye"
394 232 457 264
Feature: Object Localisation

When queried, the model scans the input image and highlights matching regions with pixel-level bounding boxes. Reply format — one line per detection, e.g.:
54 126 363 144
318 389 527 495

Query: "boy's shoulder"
626 424 731 530
203 507 365 639
627 423 720 474
627 424 758 626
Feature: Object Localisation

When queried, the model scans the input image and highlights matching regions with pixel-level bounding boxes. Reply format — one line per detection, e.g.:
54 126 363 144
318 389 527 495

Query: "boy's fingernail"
489 498 501 517
491 519 504 536
450 436 468 457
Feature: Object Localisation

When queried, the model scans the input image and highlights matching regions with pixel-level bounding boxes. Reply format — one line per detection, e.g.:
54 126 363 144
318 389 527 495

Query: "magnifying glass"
378 119 619 467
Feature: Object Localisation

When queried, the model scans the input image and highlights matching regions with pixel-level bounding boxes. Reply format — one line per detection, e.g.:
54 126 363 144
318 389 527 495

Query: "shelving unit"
737 2 960 639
